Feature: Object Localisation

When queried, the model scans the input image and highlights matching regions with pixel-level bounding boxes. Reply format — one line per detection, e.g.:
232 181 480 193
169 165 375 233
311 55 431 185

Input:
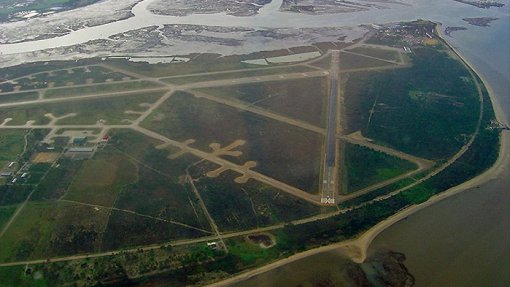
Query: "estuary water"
0 0 508 55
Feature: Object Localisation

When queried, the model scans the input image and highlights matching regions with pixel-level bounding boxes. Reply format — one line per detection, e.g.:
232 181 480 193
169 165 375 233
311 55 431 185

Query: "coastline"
208 23 509 287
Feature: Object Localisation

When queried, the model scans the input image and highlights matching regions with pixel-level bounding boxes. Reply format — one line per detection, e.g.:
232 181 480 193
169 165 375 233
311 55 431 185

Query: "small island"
453 0 505 9
463 17 499 27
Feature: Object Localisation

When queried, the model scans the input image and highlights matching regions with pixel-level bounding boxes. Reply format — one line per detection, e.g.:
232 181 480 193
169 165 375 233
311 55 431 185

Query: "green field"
162 66 317 84
143 92 323 193
342 143 418 193
190 167 327 231
44 81 164 98
0 91 164 125
343 47 480 159
0 205 17 230
197 77 328 126
0 130 27 160
346 47 401 62
0 92 38 104
0 201 110 261
31 160 83 201
339 52 395 70
63 153 138 207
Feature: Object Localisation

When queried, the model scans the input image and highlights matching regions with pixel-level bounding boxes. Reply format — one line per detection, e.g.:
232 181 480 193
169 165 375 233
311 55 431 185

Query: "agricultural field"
0 21 500 287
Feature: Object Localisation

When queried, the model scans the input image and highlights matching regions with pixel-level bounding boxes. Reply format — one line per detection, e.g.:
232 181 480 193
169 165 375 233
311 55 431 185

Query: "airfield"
0 21 500 286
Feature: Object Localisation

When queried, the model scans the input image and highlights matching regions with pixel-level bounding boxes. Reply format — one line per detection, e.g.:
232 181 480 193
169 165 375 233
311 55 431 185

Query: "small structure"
207 242 219 250
65 147 95 160
101 134 110 143
0 172 12 177
8 162 15 168
73 137 88 145
68 147 94 153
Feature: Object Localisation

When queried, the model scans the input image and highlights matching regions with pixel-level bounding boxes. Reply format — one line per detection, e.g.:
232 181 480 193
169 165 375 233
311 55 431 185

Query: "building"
72 137 88 145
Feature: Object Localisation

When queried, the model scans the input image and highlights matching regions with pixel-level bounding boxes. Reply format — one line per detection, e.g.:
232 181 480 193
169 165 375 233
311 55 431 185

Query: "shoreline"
208 23 509 287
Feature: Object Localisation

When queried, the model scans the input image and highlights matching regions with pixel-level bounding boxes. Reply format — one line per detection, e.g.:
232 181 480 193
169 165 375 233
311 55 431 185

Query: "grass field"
190 167 327 232
309 54 331 69
31 160 83 201
0 185 32 206
12 66 129 91
0 92 38 104
197 77 328 127
104 129 211 229
0 205 17 231
0 91 164 125
63 152 138 207
0 130 27 161
44 81 164 98
339 52 395 70
0 201 110 262
343 47 480 159
162 66 317 84
143 92 323 193
346 47 401 62
342 143 417 193
100 210 209 251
